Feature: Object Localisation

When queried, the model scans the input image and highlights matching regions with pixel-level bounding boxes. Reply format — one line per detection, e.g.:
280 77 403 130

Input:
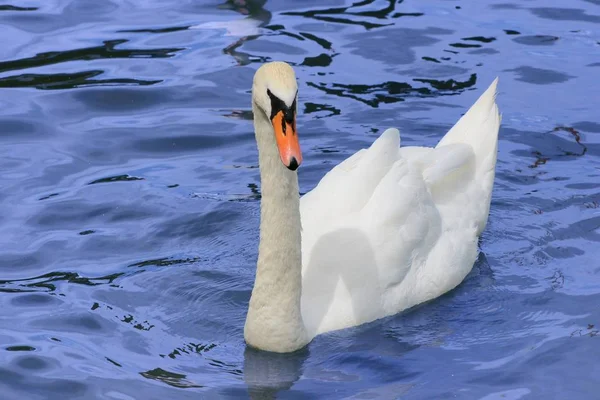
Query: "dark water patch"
565 182 600 189
132 132 249 154
31 200 148 228
0 271 123 293
468 369 525 386
118 25 191 34
38 193 59 201
0 119 39 137
31 312 112 334
449 42 481 48
513 35 559 46
573 121 600 133
469 48 500 55
346 27 452 65
491 3 522 9
506 66 574 84
0 5 38 11
121 314 155 331
0 253 42 276
0 70 161 90
299 32 333 50
155 205 243 240
306 74 476 108
192 185 262 202
63 0 118 16
414 73 477 91
555 216 600 242
206 357 244 377
587 62 600 67
5 345 36 351
105 357 122 367
340 0 399 19
307 80 411 107
542 246 585 259
304 102 341 118
73 87 170 112
128 256 201 269
140 367 204 388
281 1 398 29
463 36 497 43
0 367 88 397
392 12 424 18
422 56 440 63
301 53 335 67
0 40 183 74
14 355 57 371
162 342 217 360
10 292 63 307
265 23 284 31
243 39 306 55
531 7 600 23
88 174 145 185
504 29 521 35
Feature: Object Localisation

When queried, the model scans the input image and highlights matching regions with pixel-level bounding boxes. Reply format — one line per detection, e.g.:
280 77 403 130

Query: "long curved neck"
244 101 308 353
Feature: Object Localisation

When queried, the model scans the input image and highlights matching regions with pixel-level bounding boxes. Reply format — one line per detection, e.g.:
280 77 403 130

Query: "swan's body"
245 62 500 353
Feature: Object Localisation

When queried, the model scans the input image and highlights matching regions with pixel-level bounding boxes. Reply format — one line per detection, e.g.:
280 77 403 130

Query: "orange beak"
271 110 302 171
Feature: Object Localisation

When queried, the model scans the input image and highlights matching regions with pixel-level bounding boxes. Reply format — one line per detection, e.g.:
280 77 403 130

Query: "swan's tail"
437 78 500 168
436 78 501 234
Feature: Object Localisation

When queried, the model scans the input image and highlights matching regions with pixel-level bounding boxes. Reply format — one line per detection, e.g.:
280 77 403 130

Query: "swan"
245 61 500 353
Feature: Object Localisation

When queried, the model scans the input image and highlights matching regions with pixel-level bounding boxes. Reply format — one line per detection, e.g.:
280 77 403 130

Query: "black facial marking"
267 89 297 135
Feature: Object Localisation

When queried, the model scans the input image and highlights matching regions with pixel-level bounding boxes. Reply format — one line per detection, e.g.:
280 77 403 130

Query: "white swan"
245 61 500 353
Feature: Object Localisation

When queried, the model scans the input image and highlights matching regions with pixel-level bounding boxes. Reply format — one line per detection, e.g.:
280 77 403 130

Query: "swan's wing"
299 80 500 335
399 143 483 230
360 157 442 299
300 128 400 229
301 153 446 335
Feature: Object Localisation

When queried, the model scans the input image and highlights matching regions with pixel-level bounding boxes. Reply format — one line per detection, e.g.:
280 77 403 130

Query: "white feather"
299 79 501 336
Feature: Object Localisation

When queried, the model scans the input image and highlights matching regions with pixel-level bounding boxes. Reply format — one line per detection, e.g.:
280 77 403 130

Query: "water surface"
1 0 599 399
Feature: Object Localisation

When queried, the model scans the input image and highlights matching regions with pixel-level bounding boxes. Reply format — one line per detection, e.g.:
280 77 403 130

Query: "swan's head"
252 61 301 171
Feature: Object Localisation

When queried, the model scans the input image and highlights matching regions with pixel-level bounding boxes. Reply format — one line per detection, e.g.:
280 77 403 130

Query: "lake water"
1 0 599 399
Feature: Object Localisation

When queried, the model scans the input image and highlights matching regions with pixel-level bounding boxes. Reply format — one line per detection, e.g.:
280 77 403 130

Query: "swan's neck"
244 102 308 353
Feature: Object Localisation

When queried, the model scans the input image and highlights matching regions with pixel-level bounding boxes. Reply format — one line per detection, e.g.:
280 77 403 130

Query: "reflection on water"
0 39 182 89
308 73 477 107
1 0 599 398
282 0 411 29
243 346 307 399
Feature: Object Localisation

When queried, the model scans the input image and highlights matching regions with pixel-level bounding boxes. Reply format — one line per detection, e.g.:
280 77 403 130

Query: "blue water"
1 0 599 398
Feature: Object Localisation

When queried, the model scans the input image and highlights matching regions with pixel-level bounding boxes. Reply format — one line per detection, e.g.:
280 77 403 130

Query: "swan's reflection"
192 0 271 65
221 0 271 65
243 345 308 399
